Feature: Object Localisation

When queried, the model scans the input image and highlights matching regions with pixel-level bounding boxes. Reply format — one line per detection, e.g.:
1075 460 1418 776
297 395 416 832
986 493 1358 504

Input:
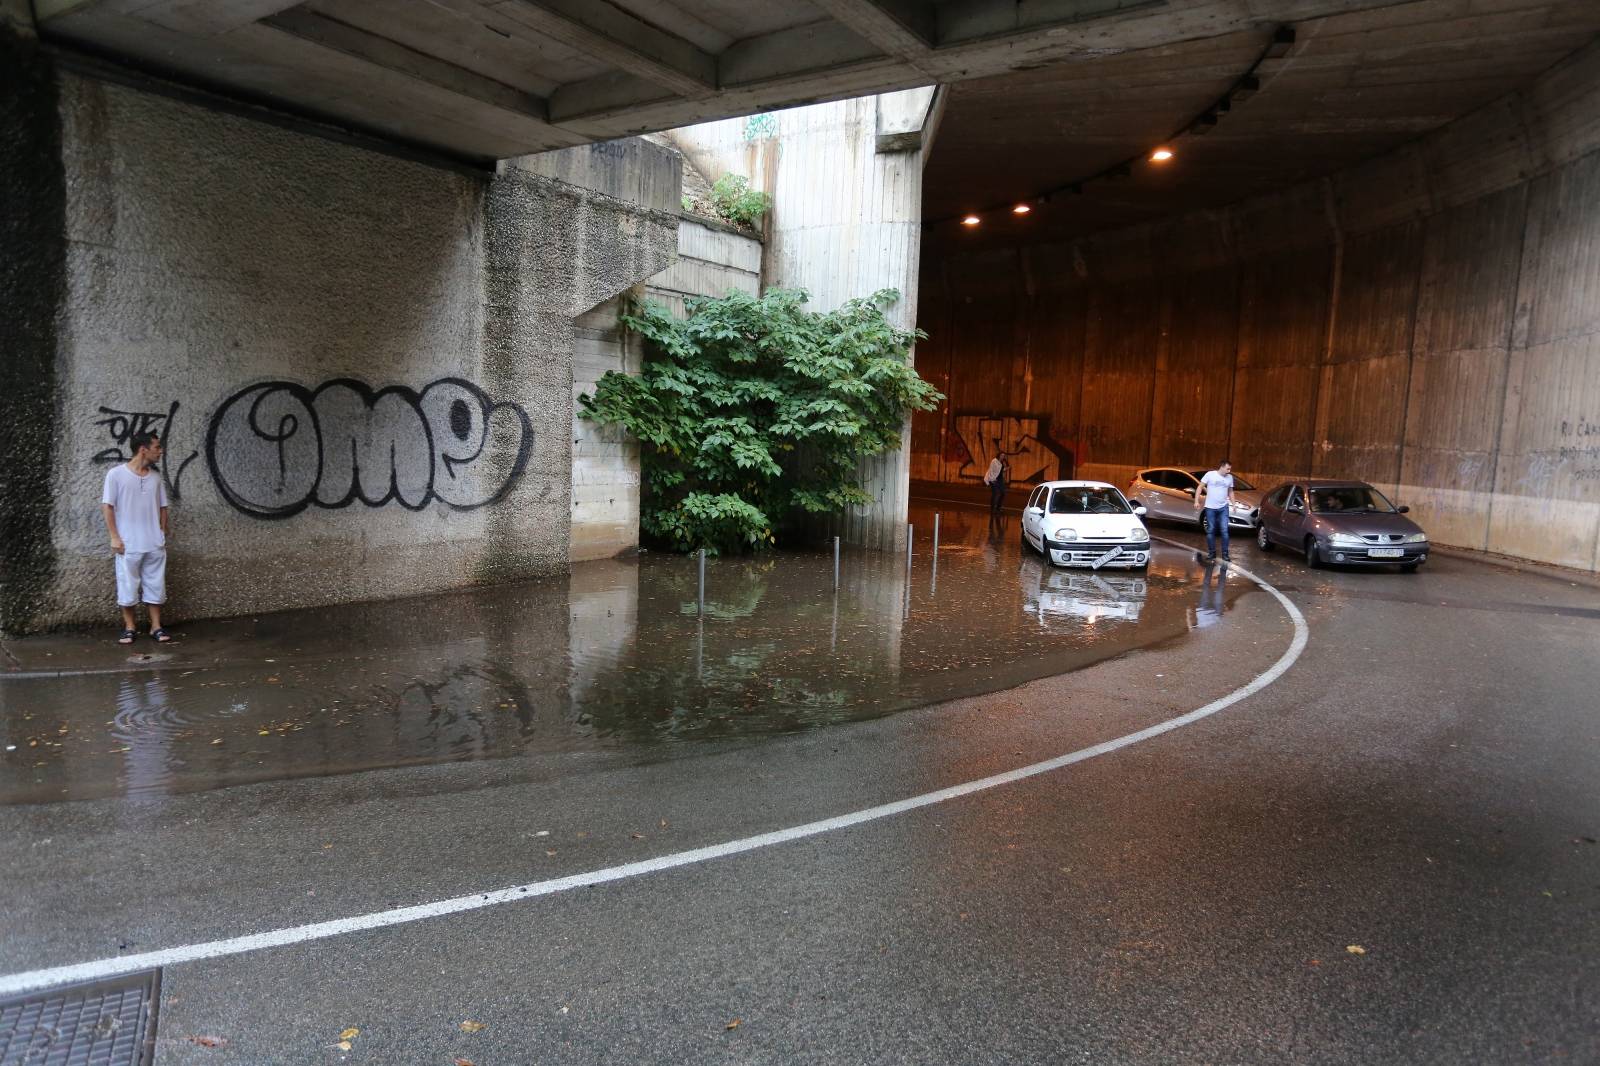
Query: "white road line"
0 550 1308 998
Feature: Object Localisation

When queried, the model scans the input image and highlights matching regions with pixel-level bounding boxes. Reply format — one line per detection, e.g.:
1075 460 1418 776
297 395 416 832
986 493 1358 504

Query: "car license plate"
1369 547 1403 558
1091 546 1122 570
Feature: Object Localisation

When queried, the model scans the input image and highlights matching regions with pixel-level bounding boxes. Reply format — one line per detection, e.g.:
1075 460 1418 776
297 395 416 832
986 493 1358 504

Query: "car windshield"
1049 487 1131 515
1188 470 1255 491
1310 486 1396 513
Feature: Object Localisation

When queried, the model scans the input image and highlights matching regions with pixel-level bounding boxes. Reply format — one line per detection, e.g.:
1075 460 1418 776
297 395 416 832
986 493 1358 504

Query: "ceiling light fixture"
1012 203 1032 215
1150 147 1175 163
961 214 981 226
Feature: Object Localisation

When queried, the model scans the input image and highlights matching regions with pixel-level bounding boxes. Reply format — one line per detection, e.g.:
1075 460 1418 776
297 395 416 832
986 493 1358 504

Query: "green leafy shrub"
579 288 942 555
709 174 772 227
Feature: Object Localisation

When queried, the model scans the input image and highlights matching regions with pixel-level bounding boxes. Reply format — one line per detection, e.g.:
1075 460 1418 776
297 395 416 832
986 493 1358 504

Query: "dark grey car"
1255 480 1429 571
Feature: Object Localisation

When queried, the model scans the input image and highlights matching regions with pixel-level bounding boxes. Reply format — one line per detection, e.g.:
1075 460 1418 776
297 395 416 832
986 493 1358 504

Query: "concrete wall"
914 40 1600 573
570 218 763 563
0 32 678 634
672 89 942 551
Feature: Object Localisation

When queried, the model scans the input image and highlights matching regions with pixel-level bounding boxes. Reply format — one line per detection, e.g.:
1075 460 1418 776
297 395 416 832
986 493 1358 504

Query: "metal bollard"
932 512 940 556
833 535 840 592
906 523 914 570
697 548 706 616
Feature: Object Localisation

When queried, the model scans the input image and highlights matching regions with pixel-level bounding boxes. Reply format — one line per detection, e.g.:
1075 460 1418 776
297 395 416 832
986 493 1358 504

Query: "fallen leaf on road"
454 1059 476 1066
211 738 224 745
331 1040 352 1051
460 1020 486 1033
187 1035 228 1048
631 833 644 840
1346 945 1366 955
340 1028 360 1040
726 1019 741 1030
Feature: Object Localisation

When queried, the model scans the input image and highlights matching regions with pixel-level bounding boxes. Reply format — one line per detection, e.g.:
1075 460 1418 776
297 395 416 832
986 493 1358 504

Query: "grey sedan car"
1255 480 1430 571
1128 467 1264 528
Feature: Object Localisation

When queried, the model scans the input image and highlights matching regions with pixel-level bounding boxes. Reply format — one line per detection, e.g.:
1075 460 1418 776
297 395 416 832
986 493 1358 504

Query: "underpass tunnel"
911 8 1600 576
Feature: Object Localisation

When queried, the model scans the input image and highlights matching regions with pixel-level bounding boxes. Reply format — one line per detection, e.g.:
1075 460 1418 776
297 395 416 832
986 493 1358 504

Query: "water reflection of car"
1256 480 1430 571
1128 467 1264 528
1021 480 1151 570
1022 564 1148 624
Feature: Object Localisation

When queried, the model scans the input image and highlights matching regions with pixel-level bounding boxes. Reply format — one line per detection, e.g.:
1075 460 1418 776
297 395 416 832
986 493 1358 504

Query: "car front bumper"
1321 542 1429 565
1044 539 1151 569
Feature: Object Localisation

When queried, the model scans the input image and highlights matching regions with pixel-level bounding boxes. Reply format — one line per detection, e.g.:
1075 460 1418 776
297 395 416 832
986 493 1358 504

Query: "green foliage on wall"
579 288 943 554
709 174 772 227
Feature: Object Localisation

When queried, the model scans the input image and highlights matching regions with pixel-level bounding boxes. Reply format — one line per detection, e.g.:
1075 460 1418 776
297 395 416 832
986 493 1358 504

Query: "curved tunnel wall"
913 39 1600 572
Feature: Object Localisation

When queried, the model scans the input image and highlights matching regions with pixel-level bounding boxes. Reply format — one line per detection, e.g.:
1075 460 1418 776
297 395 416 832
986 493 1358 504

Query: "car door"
1022 486 1045 545
1259 485 1288 544
1277 484 1310 546
1157 470 1198 521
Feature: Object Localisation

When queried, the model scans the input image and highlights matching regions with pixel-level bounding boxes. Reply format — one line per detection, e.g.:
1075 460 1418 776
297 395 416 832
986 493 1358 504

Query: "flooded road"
0 506 1248 804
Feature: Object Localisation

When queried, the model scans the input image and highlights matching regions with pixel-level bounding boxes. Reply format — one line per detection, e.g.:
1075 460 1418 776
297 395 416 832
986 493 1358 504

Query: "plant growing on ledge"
709 174 772 227
580 288 942 555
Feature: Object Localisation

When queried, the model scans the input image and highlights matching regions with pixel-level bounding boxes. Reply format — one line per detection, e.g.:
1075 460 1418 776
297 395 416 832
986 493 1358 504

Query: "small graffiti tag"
205 377 533 519
90 400 200 500
953 414 1075 483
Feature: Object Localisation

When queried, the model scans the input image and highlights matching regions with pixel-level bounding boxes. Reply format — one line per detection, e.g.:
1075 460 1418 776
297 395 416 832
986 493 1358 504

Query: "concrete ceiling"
923 0 1600 248
33 0 1582 167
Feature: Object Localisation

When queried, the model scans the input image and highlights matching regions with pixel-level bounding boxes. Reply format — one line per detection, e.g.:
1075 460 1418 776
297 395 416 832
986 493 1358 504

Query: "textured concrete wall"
672 90 939 551
915 39 1600 572
570 219 762 563
2 56 677 634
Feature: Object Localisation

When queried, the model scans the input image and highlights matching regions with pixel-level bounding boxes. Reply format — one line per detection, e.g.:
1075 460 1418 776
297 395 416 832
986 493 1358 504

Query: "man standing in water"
1193 458 1235 563
983 451 1010 519
101 430 173 644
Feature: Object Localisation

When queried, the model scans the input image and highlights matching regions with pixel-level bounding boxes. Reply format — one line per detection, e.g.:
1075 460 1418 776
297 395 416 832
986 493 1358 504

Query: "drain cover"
0 970 159 1066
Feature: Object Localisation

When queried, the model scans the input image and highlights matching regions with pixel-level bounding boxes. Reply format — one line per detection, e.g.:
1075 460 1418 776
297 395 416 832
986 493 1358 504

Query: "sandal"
117 629 136 645
151 628 173 644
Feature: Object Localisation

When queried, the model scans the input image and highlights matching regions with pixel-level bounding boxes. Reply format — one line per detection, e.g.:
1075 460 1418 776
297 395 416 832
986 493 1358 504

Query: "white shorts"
115 549 167 607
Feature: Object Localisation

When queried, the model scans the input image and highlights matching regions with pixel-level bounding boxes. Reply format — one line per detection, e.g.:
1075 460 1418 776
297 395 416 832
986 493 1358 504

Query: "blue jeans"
1202 506 1230 558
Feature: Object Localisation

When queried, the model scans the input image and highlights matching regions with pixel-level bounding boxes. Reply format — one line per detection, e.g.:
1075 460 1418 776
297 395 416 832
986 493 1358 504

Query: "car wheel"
1256 525 1273 552
1304 537 1321 569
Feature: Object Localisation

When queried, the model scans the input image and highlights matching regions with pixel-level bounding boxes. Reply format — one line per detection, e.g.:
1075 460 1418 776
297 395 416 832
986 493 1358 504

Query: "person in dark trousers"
983 452 1010 518
1193 458 1235 563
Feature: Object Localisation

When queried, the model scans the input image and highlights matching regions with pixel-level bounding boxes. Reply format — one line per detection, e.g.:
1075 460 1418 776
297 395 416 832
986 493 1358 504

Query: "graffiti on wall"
952 414 1075 483
90 401 200 500
205 378 533 519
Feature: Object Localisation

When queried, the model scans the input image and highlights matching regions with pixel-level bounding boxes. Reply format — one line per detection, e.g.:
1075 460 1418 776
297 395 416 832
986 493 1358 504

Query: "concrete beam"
491 0 716 99
259 8 555 126
807 0 936 60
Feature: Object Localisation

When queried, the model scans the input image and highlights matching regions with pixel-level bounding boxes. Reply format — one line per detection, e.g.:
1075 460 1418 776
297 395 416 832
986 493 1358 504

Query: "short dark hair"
1219 458 1232 467
129 430 161 454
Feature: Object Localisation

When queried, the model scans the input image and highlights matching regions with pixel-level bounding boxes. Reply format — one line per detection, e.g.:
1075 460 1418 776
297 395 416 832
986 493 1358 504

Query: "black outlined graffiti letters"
91 400 200 500
206 378 533 519
953 414 1074 483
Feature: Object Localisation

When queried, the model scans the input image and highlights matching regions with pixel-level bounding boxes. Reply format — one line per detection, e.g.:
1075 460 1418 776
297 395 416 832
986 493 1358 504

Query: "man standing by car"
1194 459 1234 563
101 430 173 644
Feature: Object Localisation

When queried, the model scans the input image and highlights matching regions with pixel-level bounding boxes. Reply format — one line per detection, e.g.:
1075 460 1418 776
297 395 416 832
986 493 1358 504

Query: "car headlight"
1129 527 1149 542
1055 528 1078 542
1402 532 1428 543
1327 533 1365 548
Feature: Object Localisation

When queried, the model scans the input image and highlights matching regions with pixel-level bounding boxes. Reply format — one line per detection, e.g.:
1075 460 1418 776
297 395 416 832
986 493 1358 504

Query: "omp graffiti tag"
91 401 200 500
206 378 533 519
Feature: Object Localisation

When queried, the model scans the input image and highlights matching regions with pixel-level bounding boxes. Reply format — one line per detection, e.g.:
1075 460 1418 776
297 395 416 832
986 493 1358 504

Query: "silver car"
1255 480 1430 571
1128 467 1263 528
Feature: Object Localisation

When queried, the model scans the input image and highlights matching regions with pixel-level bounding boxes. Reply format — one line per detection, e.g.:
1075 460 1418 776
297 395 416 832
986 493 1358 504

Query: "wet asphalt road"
2 508 1598 1064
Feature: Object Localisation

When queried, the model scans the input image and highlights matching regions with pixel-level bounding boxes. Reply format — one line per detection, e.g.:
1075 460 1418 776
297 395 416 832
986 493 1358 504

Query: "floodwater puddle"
0 506 1250 804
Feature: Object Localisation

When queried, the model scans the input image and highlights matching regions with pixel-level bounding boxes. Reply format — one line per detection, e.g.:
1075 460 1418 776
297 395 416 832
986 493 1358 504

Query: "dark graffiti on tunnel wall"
206 378 533 519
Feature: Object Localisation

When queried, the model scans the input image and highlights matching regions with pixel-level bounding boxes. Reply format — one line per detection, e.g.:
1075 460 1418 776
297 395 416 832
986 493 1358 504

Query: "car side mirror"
1026 506 1043 516
1132 505 1147 516
1397 505 1410 514
1182 487 1195 496
1287 503 1302 513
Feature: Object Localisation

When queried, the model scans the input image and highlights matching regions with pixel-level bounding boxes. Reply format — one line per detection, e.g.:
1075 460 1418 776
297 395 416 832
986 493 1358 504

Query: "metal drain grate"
0 970 159 1066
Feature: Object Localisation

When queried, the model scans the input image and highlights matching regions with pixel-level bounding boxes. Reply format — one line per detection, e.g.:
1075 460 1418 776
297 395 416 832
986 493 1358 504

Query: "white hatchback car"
1020 480 1152 570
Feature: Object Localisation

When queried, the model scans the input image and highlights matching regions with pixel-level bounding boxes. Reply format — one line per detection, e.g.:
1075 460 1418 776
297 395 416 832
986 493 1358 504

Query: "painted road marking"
0 550 1307 997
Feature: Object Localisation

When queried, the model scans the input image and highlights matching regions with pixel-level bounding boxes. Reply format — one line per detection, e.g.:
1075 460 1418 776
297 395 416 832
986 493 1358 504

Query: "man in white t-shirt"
1193 459 1235 563
101 431 172 644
